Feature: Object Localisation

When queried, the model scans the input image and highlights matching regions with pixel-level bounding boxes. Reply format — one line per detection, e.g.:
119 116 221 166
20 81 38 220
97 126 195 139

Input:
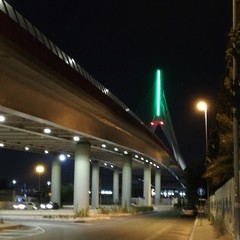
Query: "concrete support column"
154 168 161 205
51 155 61 205
91 160 99 209
74 141 91 213
113 168 119 205
121 154 132 208
143 163 151 206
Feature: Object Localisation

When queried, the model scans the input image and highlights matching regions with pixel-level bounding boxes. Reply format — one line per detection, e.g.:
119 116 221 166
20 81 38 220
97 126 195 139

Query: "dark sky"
3 1 232 169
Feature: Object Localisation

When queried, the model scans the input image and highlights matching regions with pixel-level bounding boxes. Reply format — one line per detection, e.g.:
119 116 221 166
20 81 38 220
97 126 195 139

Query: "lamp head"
197 101 207 112
36 165 45 174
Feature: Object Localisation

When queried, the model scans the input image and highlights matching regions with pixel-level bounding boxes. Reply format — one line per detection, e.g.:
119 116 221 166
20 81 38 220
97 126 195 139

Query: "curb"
189 218 198 240
0 223 22 230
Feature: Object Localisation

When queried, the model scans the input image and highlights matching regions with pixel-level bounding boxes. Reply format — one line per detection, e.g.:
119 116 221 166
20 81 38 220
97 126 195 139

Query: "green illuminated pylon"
155 69 163 118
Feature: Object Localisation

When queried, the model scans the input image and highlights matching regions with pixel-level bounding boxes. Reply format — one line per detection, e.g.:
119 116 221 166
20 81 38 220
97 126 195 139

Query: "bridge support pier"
154 168 161 205
121 154 132 208
74 141 91 213
91 160 99 209
144 163 152 206
113 167 119 205
51 154 61 205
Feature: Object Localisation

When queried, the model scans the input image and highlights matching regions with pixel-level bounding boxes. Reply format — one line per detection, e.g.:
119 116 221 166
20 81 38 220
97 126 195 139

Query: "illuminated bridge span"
0 0 185 212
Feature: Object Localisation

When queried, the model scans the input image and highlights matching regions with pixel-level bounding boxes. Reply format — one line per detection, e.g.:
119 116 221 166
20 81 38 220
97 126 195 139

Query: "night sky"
1 1 233 183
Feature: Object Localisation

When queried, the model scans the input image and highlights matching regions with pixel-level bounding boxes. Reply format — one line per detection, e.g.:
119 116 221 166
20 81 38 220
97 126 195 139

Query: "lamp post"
35 165 45 191
196 100 209 220
197 101 208 156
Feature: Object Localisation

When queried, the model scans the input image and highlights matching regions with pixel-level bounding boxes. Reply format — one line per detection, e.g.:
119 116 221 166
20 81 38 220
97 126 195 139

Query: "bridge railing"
0 0 146 127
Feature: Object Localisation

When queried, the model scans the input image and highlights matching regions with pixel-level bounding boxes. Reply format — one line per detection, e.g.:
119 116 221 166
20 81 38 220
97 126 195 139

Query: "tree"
203 22 240 189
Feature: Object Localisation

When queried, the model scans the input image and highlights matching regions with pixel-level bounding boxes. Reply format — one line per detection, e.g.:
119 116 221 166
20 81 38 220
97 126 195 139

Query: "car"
40 202 60 210
13 202 38 210
180 206 197 217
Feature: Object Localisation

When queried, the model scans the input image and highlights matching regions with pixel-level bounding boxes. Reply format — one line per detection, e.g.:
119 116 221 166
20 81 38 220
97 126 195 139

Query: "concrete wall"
210 178 235 235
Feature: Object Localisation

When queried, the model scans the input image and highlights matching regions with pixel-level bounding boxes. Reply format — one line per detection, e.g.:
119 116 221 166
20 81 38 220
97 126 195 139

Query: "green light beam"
155 69 162 117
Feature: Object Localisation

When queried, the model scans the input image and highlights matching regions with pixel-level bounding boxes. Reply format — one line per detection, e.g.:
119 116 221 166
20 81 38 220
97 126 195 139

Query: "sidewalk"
191 217 233 240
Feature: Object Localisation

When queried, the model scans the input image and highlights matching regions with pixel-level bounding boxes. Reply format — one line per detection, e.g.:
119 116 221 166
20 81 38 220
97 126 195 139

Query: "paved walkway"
191 217 218 240
191 217 233 240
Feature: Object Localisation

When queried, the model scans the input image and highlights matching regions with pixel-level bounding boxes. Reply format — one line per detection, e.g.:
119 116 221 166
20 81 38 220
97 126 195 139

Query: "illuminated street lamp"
197 101 208 155
35 165 45 191
197 100 210 220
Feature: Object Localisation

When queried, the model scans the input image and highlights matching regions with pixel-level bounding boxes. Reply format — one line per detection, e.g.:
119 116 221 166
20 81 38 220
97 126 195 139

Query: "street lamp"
197 101 208 156
196 100 210 220
35 165 45 191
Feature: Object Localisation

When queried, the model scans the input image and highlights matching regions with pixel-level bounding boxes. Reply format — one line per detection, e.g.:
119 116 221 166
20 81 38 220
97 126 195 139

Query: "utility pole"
232 0 240 239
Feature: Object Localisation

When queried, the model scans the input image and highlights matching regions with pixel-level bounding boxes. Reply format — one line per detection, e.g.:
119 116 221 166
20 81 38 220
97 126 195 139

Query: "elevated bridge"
0 0 185 211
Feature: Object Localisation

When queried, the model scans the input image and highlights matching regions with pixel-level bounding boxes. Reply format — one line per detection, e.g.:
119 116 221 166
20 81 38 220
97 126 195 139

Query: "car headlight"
19 204 26 210
46 203 53 209
40 204 46 209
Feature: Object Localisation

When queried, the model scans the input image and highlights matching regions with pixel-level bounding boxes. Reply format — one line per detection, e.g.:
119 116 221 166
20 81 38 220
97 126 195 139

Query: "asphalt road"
0 208 195 240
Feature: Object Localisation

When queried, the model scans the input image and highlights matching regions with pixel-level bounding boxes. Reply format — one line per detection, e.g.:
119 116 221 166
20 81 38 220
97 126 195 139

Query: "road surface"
0 208 195 239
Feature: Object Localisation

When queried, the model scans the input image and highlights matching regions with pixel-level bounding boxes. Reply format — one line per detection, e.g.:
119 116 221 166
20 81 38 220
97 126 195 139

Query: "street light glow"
197 101 207 112
196 100 208 147
36 165 45 191
36 165 45 174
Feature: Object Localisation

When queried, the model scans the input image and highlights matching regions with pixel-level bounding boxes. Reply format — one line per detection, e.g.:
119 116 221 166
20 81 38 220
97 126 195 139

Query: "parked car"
180 205 197 217
40 202 60 210
13 202 37 210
